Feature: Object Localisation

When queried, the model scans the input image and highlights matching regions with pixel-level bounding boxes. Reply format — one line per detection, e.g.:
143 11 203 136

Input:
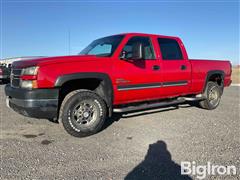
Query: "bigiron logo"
181 161 237 179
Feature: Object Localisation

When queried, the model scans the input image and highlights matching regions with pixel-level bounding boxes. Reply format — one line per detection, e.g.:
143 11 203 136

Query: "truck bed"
189 59 232 93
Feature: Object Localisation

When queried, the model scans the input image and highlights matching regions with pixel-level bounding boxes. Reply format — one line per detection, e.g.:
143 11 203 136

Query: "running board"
113 95 206 113
183 94 206 101
113 98 185 113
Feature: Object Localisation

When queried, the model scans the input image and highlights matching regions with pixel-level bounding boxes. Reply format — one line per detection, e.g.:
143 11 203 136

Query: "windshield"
79 35 124 57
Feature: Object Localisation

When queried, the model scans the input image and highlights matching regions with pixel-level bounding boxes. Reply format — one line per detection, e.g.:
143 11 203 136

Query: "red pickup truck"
5 33 232 137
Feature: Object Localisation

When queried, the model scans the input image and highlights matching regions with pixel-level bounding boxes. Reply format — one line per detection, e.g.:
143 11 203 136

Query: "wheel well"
204 72 224 95
208 73 223 86
59 78 110 110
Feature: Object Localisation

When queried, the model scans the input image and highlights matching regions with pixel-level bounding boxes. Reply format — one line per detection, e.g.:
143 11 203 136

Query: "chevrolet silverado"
5 33 232 137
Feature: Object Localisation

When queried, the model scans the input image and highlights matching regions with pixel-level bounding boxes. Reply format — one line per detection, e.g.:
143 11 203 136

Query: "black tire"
199 81 222 110
59 90 107 137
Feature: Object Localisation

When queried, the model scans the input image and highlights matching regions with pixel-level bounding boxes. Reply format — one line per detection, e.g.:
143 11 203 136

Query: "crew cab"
5 33 232 137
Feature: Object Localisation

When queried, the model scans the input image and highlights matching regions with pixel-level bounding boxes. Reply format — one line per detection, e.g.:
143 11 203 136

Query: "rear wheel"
59 90 107 137
199 81 221 110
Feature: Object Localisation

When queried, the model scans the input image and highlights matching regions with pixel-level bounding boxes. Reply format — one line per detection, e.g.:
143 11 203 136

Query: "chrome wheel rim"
208 86 220 106
72 100 97 126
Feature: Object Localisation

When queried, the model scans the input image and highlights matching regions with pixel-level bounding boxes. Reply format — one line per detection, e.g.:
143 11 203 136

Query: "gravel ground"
0 85 239 180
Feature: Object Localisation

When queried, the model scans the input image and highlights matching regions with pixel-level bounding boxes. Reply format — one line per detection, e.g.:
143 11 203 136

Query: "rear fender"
203 70 225 93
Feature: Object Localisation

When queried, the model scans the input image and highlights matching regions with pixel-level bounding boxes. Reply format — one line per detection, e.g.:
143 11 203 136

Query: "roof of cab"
117 32 180 39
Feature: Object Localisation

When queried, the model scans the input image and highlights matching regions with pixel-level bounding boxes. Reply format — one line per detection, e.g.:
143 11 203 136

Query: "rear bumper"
227 80 232 86
5 84 59 119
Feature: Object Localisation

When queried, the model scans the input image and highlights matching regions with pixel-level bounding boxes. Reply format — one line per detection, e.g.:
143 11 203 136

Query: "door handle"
181 65 187 70
152 65 160 71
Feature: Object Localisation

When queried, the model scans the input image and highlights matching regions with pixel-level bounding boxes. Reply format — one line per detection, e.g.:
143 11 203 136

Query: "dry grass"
232 66 240 84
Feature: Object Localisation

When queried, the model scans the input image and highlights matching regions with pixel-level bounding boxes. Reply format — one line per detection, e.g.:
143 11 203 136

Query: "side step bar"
113 95 206 113
183 94 206 101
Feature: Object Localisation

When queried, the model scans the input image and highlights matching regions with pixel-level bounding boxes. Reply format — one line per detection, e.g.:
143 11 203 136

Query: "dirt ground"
1 85 239 180
232 66 240 84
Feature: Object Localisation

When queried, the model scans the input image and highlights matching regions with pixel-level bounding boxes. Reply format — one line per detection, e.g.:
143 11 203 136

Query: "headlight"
20 66 39 89
20 80 38 89
21 66 38 75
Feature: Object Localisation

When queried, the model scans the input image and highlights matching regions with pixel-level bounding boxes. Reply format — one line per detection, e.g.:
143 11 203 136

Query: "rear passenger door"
158 38 191 97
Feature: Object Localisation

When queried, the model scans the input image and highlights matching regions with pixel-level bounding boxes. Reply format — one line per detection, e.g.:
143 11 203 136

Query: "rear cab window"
157 38 183 60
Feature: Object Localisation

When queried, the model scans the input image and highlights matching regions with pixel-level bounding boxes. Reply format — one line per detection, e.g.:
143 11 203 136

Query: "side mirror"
132 42 143 60
120 50 127 60
120 43 143 60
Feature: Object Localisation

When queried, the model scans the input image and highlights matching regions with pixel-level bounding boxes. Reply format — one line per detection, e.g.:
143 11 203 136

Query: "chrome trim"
12 76 20 79
10 68 22 87
117 81 188 91
118 85 162 91
162 82 188 87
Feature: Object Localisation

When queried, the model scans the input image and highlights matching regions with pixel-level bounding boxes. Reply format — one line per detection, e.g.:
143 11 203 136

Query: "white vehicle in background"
0 56 46 84
0 56 46 66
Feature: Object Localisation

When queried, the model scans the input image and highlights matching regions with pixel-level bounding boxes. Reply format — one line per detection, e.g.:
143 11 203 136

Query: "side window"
121 36 155 60
158 38 183 60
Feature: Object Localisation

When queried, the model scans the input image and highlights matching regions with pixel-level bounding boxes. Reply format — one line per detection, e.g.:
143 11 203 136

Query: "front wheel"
199 81 222 110
59 90 107 137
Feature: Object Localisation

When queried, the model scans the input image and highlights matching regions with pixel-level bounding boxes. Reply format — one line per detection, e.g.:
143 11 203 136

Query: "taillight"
230 63 232 75
0 68 2 75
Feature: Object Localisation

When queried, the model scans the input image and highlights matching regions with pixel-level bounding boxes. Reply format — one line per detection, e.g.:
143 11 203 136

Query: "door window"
121 36 155 60
158 38 183 60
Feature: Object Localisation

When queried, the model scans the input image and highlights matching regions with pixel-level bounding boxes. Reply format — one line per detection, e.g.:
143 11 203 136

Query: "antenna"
68 29 71 55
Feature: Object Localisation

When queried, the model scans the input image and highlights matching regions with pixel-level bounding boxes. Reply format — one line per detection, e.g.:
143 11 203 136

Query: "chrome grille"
11 68 22 88
12 69 22 75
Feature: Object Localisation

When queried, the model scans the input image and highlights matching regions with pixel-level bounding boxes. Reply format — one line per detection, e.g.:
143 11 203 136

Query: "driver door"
113 36 163 104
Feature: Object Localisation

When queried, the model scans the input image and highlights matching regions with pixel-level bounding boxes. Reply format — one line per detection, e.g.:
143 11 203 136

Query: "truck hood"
12 55 100 68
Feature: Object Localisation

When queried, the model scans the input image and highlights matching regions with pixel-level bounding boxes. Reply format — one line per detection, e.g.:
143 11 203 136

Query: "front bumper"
5 84 59 119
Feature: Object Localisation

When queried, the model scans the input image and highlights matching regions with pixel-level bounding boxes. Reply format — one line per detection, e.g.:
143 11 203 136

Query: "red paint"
12 33 232 105
20 75 37 80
